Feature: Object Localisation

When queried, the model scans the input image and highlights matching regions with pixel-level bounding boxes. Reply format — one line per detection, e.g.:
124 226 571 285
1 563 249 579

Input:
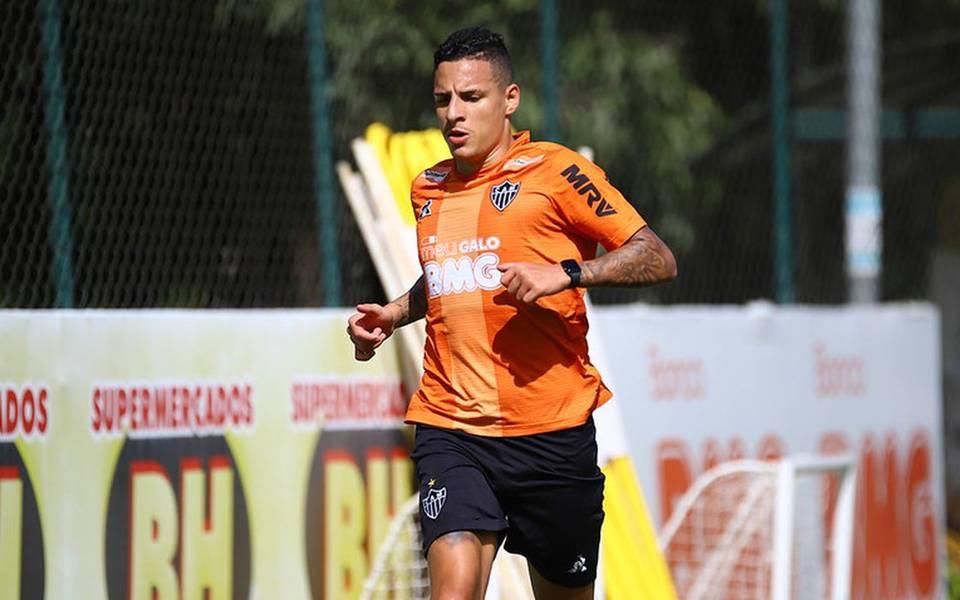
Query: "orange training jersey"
404 131 647 436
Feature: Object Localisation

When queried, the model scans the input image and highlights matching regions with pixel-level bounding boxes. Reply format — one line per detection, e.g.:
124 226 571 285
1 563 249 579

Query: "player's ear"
504 83 520 116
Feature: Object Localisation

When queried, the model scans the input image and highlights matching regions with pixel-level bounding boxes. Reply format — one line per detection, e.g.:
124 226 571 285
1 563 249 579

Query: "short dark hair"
434 27 514 86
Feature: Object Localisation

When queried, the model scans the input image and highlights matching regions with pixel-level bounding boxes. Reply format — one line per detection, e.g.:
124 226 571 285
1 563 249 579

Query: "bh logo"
104 436 251 600
304 428 413 600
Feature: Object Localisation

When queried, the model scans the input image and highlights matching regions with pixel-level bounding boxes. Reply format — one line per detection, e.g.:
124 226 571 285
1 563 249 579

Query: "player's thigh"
505 475 604 589
500 420 605 588
410 425 508 555
427 530 500 600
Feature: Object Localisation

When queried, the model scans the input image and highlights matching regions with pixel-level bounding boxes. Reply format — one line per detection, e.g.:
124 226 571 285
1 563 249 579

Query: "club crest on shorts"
490 180 521 212
421 486 447 520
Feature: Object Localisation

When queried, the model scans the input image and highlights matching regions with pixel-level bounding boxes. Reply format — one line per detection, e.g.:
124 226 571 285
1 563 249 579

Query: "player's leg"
427 530 500 599
411 425 508 599
496 418 605 597
527 565 594 600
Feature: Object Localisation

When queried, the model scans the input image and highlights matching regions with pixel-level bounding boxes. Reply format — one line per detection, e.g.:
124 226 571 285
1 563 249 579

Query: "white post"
771 460 796 600
830 462 858 600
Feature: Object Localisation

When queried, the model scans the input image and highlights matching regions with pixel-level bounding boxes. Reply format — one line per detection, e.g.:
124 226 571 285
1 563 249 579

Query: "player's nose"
446 95 464 120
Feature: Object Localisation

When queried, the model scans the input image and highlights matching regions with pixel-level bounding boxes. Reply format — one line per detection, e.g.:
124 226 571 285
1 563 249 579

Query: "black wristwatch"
560 259 582 288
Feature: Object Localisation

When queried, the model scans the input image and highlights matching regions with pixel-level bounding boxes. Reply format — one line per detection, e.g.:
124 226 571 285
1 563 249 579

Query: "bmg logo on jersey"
421 236 503 298
424 253 501 297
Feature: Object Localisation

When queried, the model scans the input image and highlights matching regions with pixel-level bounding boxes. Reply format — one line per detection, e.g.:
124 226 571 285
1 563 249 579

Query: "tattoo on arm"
388 276 427 328
581 228 677 287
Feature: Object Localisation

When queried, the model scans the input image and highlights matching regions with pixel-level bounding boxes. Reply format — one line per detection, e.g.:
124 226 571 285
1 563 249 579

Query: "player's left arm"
580 225 676 287
499 152 677 304
498 226 676 304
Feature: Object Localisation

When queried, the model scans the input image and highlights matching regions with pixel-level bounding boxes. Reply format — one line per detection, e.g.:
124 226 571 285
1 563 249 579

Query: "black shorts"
410 417 605 588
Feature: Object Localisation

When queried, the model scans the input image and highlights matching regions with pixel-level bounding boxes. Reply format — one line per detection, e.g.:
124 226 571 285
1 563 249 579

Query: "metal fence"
2 0 958 310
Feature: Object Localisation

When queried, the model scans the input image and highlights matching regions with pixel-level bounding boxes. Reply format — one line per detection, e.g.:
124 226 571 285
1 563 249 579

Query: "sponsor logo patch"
418 199 433 221
423 168 450 183
560 163 618 217
423 253 502 297
502 154 544 172
568 554 588 574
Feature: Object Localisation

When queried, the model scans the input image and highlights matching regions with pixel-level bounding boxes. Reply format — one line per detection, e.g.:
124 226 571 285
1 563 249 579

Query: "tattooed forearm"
580 227 677 287
387 276 427 328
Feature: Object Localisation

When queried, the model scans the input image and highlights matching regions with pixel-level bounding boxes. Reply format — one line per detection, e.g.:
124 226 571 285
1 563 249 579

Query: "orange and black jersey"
405 131 647 436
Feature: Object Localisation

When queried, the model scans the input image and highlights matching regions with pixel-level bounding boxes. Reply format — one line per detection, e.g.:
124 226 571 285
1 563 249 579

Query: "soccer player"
347 27 676 600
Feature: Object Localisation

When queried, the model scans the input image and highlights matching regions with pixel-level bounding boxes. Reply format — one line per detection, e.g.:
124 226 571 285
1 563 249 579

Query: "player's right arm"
346 276 426 361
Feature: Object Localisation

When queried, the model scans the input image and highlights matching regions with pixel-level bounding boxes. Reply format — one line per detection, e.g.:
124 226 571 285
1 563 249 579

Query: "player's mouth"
446 129 469 146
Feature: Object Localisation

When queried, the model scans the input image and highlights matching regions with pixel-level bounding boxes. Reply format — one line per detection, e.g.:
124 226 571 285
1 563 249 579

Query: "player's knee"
427 538 485 599
430 576 483 600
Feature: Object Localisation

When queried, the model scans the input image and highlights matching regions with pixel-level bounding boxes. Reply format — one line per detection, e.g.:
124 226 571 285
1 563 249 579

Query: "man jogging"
347 27 676 600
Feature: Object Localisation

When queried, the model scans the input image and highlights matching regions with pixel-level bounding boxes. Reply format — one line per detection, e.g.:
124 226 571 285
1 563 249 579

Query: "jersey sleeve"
410 161 452 220
410 186 427 220
410 174 429 218
549 152 647 251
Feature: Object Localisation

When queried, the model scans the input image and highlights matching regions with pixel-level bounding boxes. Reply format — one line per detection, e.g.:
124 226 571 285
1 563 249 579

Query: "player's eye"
433 94 450 107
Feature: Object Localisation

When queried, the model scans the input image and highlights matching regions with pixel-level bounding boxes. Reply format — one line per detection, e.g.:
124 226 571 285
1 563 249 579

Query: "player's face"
433 59 519 174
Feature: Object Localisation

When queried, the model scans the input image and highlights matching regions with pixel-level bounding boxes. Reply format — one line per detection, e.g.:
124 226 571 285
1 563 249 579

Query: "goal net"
657 455 857 600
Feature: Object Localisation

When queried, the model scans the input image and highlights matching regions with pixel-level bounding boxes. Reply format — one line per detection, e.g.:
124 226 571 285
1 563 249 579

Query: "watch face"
561 260 581 287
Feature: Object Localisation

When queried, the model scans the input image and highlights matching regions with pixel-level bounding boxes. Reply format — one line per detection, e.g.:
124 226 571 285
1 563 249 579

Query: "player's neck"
455 125 514 177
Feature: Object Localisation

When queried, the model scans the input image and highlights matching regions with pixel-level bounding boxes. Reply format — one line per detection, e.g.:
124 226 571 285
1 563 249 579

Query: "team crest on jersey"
423 168 451 183
418 199 433 220
490 180 521 212
422 486 447 520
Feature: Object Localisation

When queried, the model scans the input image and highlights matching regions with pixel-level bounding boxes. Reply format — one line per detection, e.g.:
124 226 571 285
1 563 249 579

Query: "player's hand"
497 262 572 304
346 303 400 361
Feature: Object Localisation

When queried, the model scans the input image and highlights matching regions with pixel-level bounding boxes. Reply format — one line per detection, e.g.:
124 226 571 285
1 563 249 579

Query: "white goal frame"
657 455 857 600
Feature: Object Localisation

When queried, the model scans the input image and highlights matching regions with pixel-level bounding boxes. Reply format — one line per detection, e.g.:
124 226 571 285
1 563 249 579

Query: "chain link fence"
2 0 958 310
3 1 329 308
1 2 52 307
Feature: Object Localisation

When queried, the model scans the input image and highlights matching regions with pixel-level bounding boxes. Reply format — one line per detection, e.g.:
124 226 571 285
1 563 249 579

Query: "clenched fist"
497 262 572 304
346 303 400 361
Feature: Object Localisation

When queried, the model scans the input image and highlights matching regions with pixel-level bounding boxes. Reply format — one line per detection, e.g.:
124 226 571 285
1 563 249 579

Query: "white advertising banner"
0 305 943 599
592 302 944 600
